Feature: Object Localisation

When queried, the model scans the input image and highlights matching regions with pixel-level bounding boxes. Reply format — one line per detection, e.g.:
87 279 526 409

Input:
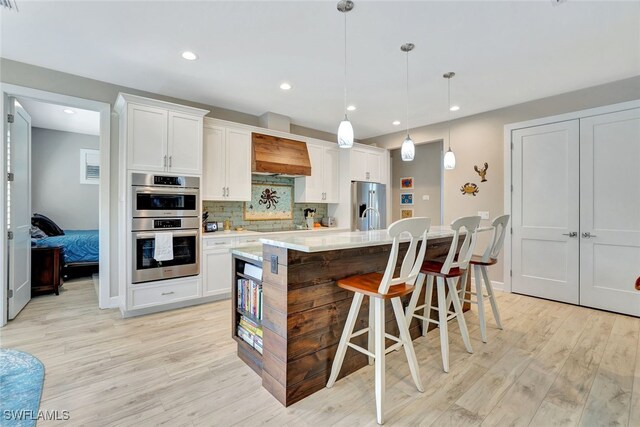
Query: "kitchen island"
231 227 487 406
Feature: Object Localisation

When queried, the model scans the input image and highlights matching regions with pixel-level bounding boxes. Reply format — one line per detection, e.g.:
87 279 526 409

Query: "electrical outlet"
422 195 430 201
478 211 490 220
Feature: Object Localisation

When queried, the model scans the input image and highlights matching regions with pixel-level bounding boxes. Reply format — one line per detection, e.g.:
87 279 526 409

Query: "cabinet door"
202 125 227 201
350 148 367 181
366 151 382 183
296 143 325 203
226 128 252 201
168 112 202 175
127 104 167 172
203 250 232 297
323 147 340 203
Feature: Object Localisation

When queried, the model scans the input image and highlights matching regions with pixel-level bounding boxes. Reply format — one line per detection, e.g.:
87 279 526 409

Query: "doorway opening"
1 84 111 325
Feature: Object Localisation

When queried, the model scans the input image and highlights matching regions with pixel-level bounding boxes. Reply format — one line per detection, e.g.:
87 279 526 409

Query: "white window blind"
80 148 100 185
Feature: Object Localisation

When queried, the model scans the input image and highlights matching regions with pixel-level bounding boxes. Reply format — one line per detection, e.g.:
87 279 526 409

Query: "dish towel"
154 232 174 261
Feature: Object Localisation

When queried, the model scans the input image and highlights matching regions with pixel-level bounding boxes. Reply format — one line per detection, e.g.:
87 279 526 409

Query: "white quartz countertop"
231 246 263 263
259 225 492 253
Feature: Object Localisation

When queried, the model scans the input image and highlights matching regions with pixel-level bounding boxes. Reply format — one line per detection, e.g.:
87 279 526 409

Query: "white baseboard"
107 296 120 309
470 278 506 292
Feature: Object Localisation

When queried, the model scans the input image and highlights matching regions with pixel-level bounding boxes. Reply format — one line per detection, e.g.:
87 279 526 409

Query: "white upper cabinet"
116 93 208 175
295 141 340 203
202 121 252 201
350 146 384 183
127 104 168 172
168 111 203 174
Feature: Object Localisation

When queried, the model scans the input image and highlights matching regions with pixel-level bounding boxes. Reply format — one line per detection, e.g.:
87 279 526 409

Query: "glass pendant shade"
401 135 415 161
444 148 456 170
337 118 354 148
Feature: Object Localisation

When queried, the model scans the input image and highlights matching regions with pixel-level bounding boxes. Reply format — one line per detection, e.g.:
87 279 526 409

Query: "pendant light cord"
405 50 410 136
447 76 452 151
343 11 348 118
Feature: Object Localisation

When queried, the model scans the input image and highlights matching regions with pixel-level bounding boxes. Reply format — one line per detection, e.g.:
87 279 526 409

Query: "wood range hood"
251 132 312 177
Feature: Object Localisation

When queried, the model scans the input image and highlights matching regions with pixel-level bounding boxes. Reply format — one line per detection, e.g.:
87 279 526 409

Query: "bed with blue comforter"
34 230 99 264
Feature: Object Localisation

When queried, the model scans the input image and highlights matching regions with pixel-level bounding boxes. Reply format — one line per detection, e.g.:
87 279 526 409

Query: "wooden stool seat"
469 255 498 266
420 260 463 278
338 273 415 299
327 217 431 425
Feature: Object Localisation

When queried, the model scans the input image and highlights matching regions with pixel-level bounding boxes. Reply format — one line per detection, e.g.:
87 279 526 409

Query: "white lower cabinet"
129 277 201 310
203 249 232 297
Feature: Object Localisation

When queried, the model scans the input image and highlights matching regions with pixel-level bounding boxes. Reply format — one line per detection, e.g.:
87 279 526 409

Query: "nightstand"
31 246 64 296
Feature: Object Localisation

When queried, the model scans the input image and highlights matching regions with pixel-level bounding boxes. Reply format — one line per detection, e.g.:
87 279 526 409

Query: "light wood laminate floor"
1 278 639 426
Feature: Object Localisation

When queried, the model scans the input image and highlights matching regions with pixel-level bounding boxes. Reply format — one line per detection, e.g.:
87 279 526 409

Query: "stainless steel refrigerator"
351 181 387 231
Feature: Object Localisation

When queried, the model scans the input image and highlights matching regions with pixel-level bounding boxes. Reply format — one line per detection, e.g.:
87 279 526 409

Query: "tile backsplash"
202 175 327 231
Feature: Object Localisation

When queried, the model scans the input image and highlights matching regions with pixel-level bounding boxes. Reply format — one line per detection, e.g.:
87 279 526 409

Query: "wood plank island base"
231 227 484 407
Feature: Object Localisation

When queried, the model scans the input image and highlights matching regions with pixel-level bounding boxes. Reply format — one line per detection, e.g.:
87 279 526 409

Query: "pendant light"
443 72 456 170
400 43 415 161
337 0 354 148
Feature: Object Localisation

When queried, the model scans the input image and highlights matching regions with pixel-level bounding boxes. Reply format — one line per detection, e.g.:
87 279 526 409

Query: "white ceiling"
17 98 100 136
2 1 639 139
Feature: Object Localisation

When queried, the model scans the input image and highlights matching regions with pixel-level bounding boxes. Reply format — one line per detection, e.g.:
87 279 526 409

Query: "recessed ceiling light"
63 108 75 115
392 120 401 126
449 105 460 112
279 82 292 90
181 51 198 61
347 105 356 111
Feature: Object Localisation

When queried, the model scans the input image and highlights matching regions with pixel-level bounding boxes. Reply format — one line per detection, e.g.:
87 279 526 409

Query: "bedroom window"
80 148 100 185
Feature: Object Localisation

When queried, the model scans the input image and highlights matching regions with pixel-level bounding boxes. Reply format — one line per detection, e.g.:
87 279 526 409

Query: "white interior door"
512 120 580 304
7 97 31 319
580 108 640 316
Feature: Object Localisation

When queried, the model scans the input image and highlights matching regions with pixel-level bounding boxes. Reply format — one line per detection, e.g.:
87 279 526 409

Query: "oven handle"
133 186 200 195
133 231 199 239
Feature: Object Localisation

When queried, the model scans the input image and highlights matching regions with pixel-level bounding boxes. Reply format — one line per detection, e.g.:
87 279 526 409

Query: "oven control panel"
153 219 182 229
153 175 184 186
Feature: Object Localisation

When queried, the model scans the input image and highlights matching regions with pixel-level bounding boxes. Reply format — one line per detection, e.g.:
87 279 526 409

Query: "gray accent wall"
31 128 99 230
363 75 640 285
390 141 442 224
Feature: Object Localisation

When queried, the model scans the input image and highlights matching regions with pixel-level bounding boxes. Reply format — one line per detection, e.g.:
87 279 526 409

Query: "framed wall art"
400 209 414 219
400 193 414 205
244 183 293 220
400 177 414 190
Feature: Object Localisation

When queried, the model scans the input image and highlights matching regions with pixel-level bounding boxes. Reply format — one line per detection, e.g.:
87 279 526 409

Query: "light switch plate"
478 211 490 220
422 195 430 201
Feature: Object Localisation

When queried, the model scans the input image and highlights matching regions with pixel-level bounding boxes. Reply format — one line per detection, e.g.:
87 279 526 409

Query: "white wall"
390 141 442 224
31 127 99 230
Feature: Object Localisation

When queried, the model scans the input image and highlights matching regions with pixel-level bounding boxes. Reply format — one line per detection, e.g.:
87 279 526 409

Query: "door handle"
562 232 577 237
582 232 597 238
169 156 172 168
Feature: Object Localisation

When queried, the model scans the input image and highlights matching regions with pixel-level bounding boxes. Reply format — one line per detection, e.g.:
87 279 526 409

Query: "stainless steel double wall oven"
131 173 200 284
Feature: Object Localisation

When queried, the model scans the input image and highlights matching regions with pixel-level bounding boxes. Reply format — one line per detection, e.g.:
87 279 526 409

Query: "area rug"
0 349 45 427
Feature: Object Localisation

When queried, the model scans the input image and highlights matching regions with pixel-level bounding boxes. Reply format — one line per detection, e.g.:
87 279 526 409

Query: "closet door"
511 120 580 304
580 108 640 316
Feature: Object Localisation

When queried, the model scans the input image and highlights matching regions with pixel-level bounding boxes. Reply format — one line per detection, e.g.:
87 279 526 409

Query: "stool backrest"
480 214 510 262
378 217 431 295
440 215 481 274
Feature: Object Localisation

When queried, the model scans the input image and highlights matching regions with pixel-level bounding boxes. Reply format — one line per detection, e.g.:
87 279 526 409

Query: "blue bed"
34 230 99 264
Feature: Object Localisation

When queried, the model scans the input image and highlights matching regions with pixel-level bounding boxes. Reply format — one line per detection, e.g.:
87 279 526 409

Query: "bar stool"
327 217 431 425
405 216 481 373
460 214 510 343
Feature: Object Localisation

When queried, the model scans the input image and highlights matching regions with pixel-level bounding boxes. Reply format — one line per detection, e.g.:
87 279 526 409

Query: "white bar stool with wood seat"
326 217 431 425
405 216 481 373
460 214 510 343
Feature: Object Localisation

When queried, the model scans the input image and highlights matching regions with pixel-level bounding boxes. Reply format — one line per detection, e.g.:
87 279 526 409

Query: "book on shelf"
237 319 263 355
239 315 262 338
237 278 263 320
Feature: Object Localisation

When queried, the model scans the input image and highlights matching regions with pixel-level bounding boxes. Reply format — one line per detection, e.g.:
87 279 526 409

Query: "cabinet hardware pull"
562 232 577 237
222 186 225 197
161 291 175 295
169 156 172 168
582 232 597 238
214 242 226 245
164 155 167 168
